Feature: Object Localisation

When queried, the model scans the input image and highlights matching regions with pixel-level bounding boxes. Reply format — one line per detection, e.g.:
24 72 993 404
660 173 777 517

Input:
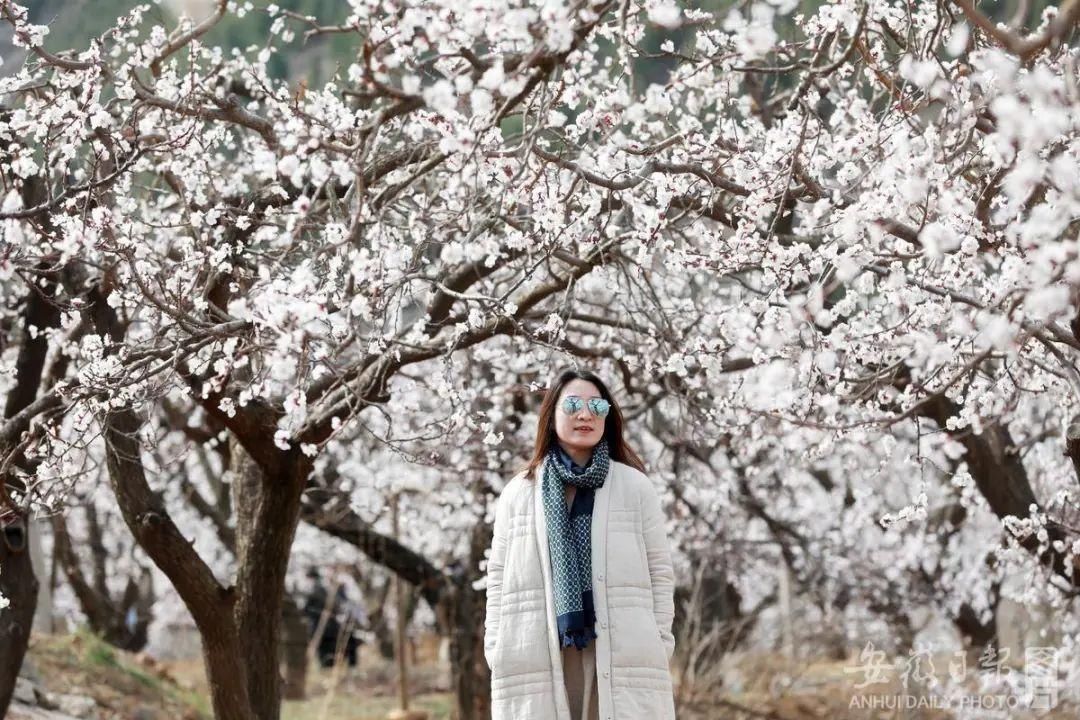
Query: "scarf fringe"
559 626 599 650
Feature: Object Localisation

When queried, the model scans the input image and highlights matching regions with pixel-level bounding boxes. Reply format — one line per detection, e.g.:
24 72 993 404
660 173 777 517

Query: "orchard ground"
15 629 1080 720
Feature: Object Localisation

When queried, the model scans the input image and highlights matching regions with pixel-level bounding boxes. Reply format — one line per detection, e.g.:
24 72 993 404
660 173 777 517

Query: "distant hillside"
0 0 1060 84
2 0 351 82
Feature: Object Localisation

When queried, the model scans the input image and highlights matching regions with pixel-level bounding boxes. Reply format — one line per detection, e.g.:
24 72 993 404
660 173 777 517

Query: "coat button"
603 670 610 678
597 574 604 582
600 620 607 628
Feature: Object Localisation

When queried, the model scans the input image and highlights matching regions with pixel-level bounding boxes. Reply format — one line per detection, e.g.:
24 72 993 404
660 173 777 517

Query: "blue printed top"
555 443 591 475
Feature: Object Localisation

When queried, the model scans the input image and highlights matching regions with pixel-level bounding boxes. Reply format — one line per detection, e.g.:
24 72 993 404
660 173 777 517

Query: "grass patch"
283 691 454 720
81 632 118 668
26 629 210 720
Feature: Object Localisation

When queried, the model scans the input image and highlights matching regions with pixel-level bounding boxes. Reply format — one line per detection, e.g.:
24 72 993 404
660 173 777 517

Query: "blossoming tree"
1 0 1079 717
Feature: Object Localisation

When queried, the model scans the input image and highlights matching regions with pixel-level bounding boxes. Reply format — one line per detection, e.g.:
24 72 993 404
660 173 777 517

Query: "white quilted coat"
484 460 677 720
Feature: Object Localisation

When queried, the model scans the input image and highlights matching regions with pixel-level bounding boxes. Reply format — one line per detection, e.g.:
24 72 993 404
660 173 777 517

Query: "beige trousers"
560 485 601 720
561 642 600 720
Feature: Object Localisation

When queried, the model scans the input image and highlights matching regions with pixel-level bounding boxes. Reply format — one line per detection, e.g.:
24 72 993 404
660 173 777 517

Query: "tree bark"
102 406 257 720
0 259 61 716
1065 414 1080 484
301 486 497 714
356 573 396 660
301 488 444 608
0 514 37 714
65 261 256 718
444 519 492 720
916 393 1080 584
955 599 999 658
230 435 311 720
51 512 155 651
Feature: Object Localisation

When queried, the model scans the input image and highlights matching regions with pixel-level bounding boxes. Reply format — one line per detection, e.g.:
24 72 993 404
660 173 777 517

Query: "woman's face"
553 379 606 452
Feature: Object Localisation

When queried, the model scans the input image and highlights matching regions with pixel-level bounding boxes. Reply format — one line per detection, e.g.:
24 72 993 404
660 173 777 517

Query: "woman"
484 367 677 720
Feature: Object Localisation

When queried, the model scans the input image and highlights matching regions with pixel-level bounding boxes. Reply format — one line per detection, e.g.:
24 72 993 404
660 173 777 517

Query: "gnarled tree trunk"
0 222 63 716
229 435 310 719
51 512 155 651
443 520 492 720
0 513 37 715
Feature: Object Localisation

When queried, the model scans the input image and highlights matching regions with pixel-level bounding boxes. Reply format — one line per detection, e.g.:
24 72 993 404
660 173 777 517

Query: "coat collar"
533 460 613 719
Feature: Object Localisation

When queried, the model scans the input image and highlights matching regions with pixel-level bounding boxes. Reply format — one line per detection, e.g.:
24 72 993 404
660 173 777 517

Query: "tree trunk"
101 405 258 720
101 399 302 720
281 598 309 700
916 392 1080 584
351 569 396 660
0 514 38 716
0 238 62 715
230 435 310 720
62 159 312 720
51 512 155 651
445 577 491 720
442 514 492 720
303 472 499 717
671 553 746 671
29 517 52 633
89 307 308 719
200 627 260 720
956 601 998 658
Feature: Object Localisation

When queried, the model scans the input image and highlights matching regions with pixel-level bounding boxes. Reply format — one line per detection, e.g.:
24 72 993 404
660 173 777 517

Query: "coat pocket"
612 604 670 671
488 588 549 679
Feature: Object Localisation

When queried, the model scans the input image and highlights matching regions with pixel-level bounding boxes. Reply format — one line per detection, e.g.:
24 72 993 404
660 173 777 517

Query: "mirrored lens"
588 398 611 417
561 396 584 414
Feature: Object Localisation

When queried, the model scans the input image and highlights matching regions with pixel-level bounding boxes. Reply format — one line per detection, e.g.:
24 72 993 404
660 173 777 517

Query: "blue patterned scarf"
542 437 610 650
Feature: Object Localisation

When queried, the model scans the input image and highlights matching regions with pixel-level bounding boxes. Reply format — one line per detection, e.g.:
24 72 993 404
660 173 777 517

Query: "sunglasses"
559 395 611 418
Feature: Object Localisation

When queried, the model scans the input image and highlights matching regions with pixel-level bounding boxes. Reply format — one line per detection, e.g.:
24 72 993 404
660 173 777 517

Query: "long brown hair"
519 366 646 481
